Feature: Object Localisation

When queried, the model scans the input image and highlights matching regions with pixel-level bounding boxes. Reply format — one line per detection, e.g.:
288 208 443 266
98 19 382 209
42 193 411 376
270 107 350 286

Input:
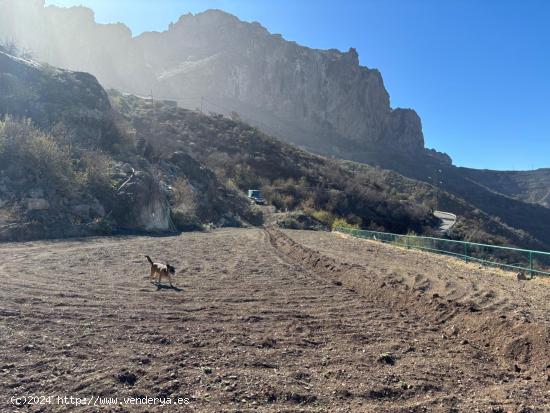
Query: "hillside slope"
112 92 550 249
460 167 550 208
2 1 548 249
110 91 436 235
0 51 438 241
346 149 550 250
341 161 547 249
0 51 261 240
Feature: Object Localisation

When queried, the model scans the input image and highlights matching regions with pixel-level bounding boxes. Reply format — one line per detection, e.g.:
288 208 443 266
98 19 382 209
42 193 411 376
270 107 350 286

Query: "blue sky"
45 0 550 171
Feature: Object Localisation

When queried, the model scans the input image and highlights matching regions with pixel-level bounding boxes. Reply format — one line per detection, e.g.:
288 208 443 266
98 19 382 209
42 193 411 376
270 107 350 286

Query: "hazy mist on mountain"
0 0 434 158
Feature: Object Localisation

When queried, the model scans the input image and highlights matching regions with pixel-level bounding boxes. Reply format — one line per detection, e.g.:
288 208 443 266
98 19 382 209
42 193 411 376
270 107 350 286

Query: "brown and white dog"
145 255 176 287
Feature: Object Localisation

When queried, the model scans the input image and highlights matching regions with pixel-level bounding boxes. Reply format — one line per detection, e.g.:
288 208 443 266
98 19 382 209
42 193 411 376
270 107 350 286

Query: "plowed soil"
0 228 548 412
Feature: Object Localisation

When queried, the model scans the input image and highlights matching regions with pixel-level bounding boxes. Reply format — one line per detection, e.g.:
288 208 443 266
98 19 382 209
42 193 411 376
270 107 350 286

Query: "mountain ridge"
0 2 436 158
136 8 430 155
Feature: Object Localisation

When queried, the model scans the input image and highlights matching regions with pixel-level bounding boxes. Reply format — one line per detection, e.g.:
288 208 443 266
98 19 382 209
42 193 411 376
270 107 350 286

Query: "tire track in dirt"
0 228 548 412
269 229 550 410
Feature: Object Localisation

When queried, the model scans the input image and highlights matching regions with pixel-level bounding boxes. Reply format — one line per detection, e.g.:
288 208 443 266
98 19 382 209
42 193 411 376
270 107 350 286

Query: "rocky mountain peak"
0 1 437 159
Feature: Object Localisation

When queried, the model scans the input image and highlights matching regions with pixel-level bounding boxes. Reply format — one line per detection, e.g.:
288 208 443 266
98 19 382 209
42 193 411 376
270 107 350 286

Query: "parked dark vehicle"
248 189 266 205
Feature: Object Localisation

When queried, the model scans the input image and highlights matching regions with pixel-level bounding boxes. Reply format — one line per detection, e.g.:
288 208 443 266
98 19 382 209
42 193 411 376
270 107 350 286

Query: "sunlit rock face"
0 50 118 148
0 2 430 157
135 10 425 154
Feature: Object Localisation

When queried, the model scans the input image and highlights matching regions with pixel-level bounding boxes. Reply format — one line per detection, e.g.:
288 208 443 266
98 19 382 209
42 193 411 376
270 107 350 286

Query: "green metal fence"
335 227 550 277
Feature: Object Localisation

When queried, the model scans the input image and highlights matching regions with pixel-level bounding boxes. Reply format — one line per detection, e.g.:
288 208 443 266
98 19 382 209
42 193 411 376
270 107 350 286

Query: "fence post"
529 251 533 276
464 243 468 262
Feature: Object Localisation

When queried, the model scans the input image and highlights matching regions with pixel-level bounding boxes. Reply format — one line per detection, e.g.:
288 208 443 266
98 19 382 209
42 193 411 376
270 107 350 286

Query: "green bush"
246 206 264 226
311 210 335 226
171 210 202 232
79 151 113 197
278 217 302 230
331 217 360 231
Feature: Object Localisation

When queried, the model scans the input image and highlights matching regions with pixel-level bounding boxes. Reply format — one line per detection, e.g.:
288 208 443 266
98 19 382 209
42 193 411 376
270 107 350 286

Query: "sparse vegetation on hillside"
0 51 262 240
0 40 31 59
111 92 437 235
0 117 74 192
341 160 544 249
0 116 119 238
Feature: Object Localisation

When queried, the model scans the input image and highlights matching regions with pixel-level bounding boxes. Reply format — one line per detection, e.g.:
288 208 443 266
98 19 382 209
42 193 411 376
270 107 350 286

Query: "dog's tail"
145 255 153 266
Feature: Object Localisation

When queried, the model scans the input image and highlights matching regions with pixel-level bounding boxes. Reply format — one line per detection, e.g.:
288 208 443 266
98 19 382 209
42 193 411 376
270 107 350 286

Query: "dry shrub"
172 178 197 213
80 151 112 197
331 217 361 231
0 117 75 191
311 210 334 227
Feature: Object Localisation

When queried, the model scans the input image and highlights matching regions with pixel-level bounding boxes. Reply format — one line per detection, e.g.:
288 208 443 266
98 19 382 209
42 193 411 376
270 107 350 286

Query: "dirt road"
434 211 457 232
0 228 548 412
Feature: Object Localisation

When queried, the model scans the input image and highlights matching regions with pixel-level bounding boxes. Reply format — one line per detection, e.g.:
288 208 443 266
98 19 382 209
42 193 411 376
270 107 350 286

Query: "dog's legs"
168 273 174 288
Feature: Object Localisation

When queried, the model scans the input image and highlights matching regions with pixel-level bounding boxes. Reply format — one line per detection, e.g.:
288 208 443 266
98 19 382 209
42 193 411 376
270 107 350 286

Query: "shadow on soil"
155 283 183 292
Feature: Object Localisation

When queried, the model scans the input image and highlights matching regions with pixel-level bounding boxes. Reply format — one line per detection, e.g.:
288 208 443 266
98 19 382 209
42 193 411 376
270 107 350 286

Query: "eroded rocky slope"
0 51 260 240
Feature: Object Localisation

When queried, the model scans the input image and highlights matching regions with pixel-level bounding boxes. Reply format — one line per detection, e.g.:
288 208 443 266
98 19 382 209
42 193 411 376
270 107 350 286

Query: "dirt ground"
0 228 548 412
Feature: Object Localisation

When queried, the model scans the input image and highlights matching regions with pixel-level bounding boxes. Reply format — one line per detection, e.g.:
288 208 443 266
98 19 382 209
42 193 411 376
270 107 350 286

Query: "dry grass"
334 230 550 284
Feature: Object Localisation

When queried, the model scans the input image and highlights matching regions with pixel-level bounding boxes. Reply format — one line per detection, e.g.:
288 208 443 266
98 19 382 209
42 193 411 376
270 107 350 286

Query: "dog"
516 271 532 281
145 255 176 287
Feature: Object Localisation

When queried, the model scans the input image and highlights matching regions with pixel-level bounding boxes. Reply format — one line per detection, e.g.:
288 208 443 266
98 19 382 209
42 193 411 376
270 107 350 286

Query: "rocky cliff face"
136 10 426 154
0 1 432 158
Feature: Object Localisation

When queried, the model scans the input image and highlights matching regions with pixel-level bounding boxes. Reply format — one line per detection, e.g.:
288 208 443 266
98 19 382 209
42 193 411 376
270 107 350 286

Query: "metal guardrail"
335 227 550 277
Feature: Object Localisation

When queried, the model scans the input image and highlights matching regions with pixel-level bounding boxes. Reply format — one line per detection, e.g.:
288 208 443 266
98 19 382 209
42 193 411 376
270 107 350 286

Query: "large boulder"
0 50 122 151
114 170 173 232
